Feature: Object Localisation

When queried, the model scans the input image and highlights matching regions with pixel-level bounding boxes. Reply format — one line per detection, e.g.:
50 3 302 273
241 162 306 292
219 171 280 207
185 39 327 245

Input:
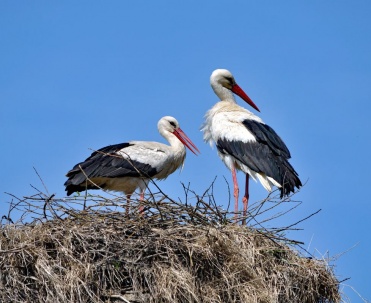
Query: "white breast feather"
202 101 264 146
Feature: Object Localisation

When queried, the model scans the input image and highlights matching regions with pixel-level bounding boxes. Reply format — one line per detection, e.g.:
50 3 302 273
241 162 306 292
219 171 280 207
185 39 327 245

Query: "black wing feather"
242 120 291 158
217 120 301 197
64 142 158 195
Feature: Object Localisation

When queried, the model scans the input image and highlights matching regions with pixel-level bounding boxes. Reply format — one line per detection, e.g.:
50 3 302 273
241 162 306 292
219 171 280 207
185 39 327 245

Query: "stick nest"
1 187 340 303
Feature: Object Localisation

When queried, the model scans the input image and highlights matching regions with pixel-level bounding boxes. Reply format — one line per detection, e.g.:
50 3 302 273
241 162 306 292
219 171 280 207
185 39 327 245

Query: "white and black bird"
202 69 301 220
65 116 199 211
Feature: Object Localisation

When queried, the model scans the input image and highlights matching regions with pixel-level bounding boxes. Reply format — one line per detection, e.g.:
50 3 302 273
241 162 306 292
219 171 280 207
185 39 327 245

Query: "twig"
33 167 49 195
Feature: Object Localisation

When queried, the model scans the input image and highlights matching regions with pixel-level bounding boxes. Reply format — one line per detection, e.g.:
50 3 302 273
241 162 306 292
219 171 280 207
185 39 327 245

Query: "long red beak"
231 84 260 112
173 128 200 155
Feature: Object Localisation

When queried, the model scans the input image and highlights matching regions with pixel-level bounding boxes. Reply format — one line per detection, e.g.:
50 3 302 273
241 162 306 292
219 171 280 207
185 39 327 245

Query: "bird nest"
1 182 340 303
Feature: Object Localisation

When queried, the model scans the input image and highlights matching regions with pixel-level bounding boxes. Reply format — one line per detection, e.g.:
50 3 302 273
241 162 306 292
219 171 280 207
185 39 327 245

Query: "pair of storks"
65 69 302 218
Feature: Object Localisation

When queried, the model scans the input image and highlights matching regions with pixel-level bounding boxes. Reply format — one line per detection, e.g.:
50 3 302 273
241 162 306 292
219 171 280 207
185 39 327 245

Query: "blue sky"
1 1 370 301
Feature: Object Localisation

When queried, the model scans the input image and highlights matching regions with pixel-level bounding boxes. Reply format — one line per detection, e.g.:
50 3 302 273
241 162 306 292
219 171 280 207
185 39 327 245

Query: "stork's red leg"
139 190 145 214
231 165 239 222
126 194 131 215
242 175 249 225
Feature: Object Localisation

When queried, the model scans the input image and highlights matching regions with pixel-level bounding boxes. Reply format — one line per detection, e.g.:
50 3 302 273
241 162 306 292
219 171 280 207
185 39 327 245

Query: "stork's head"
158 116 200 155
210 69 260 112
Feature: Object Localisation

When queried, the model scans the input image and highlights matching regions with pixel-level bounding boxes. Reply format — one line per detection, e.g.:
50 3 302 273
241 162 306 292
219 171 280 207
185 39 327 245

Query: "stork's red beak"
231 84 260 112
173 128 200 155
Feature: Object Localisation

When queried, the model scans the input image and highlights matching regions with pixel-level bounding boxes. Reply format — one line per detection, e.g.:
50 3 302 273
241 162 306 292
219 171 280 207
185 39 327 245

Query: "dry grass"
0 182 340 303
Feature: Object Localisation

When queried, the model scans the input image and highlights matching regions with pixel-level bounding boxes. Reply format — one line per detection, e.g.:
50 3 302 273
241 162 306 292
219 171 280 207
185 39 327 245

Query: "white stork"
65 116 199 212
202 69 302 221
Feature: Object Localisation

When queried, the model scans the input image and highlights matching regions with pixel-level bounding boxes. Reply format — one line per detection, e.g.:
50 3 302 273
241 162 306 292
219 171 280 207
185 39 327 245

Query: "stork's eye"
225 76 234 84
169 121 176 127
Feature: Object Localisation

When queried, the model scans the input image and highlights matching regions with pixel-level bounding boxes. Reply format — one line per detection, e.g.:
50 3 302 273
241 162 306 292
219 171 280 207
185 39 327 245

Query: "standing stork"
65 116 199 213
202 69 301 222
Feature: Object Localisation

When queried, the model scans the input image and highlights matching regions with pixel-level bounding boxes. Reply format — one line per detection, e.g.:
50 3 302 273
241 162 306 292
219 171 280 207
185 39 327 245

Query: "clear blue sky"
1 1 370 301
